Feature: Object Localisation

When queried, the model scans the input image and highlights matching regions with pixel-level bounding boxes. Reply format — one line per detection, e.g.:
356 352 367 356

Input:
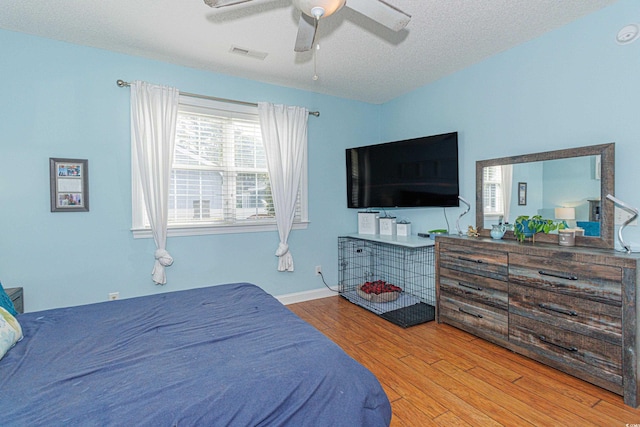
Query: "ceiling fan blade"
294 13 318 52
203 0 255 9
346 0 410 31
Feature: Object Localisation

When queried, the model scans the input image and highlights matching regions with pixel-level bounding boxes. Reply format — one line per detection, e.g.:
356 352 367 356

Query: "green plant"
513 215 566 243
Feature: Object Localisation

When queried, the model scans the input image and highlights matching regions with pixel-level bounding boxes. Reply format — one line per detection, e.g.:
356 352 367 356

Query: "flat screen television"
346 132 459 208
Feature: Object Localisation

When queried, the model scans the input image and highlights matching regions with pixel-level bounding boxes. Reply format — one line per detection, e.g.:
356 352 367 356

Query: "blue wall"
380 0 640 246
0 29 379 311
2 0 639 311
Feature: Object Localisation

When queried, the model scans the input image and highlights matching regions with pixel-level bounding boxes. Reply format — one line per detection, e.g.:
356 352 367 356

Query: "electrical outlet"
108 292 120 301
615 207 638 226
315 265 322 276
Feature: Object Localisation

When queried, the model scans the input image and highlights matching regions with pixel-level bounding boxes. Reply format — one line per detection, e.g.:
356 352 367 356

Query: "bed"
0 282 391 426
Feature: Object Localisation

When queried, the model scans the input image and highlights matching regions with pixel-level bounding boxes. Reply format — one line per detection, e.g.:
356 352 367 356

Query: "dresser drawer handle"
538 303 578 317
458 307 483 319
539 335 578 353
459 256 484 264
459 282 483 291
538 270 578 281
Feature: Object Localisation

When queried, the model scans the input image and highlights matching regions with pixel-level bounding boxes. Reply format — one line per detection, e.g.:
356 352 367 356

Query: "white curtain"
501 164 513 223
258 102 308 272
130 81 180 284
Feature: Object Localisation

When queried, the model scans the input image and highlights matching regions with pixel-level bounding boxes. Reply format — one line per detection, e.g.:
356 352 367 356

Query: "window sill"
132 221 309 238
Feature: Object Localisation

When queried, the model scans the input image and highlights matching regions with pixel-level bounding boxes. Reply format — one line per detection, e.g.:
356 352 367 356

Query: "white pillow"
0 306 22 360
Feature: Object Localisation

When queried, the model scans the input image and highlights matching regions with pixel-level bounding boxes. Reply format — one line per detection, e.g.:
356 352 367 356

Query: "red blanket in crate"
358 280 402 302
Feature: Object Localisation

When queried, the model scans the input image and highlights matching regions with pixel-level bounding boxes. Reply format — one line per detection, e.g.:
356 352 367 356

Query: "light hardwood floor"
287 295 640 426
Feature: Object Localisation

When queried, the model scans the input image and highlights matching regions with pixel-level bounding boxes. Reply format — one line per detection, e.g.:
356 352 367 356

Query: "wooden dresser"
435 235 640 407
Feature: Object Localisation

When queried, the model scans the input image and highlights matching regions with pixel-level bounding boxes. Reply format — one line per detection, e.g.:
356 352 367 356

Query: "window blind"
168 105 300 226
483 166 503 214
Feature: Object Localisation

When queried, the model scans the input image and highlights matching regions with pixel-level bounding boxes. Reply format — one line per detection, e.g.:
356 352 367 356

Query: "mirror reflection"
482 155 602 236
475 142 614 249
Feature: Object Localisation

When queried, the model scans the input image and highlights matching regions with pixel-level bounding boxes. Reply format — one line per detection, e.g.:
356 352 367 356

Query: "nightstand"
5 287 23 314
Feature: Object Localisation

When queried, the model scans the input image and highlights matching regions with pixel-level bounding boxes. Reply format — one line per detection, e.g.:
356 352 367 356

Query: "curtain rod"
116 80 319 117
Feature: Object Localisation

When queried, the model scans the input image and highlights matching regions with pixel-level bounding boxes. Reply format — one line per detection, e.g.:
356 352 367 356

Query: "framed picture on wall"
50 158 89 212
518 182 527 206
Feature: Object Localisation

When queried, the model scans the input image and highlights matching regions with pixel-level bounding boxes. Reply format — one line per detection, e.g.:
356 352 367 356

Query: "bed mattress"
0 283 391 426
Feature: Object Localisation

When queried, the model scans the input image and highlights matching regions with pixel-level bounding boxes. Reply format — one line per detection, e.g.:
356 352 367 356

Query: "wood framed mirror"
475 143 614 249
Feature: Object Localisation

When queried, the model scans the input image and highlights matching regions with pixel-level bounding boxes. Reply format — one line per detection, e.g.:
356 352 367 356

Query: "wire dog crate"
338 236 436 328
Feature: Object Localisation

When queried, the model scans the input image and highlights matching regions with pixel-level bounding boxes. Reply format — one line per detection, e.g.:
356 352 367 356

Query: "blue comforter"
0 283 391 426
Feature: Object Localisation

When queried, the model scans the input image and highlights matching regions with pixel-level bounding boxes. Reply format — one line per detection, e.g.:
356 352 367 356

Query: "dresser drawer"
439 290 508 342
510 313 622 391
439 243 508 281
509 283 621 345
439 268 508 311
509 253 622 305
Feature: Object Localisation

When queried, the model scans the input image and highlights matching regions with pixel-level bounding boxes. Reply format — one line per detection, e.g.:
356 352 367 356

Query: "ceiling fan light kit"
293 0 346 19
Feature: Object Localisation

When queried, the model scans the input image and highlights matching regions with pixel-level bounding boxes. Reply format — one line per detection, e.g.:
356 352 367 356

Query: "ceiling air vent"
229 45 268 60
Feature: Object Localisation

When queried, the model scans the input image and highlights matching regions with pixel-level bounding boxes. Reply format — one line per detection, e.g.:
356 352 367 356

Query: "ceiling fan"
203 0 411 52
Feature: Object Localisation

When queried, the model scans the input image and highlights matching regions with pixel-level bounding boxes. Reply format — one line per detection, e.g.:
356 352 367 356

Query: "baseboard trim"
277 286 339 305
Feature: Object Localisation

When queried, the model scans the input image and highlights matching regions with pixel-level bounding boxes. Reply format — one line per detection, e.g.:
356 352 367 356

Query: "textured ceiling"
0 0 618 104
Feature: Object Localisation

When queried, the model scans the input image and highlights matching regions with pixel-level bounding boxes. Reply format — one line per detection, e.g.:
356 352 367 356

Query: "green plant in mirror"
513 215 566 243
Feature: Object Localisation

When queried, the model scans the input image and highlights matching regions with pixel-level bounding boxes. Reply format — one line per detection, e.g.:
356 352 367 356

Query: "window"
483 165 503 216
132 96 308 237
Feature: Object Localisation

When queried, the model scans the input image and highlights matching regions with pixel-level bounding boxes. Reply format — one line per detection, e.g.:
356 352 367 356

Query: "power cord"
318 271 339 293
